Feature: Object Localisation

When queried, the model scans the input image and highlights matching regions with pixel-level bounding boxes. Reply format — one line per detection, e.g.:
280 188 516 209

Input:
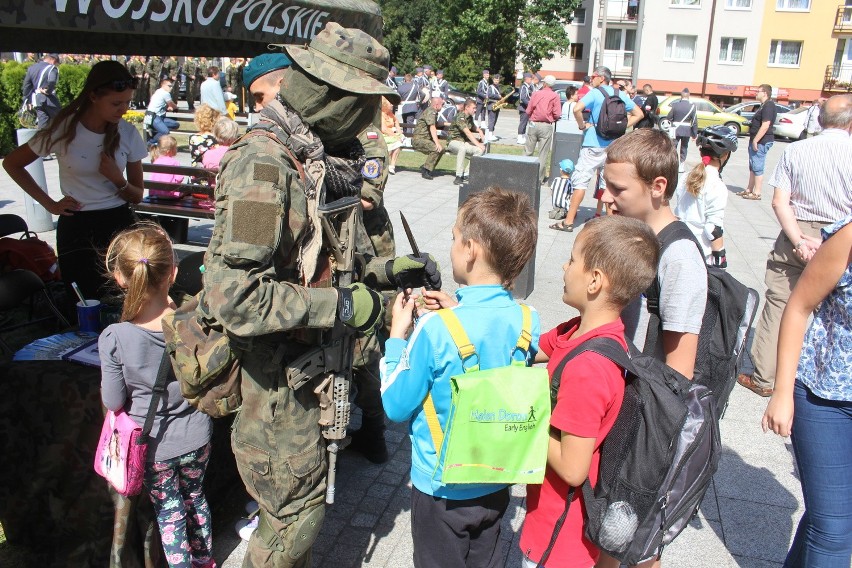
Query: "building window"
665 35 697 61
571 7 586 24
570 43 585 60
768 40 802 66
719 37 746 63
670 0 700 6
776 0 810 10
725 0 752 9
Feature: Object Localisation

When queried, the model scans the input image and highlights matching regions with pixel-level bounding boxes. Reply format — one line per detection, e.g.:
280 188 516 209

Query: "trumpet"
492 88 517 111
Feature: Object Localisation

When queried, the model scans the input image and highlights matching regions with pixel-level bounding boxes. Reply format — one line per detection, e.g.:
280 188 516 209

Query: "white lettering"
225 0 253 27
172 0 192 23
196 0 226 26
150 0 171 22
277 5 299 35
244 0 271 31
261 3 282 34
309 11 329 39
130 0 152 20
288 7 310 39
55 0 94 13
55 0 69 11
103 0 133 18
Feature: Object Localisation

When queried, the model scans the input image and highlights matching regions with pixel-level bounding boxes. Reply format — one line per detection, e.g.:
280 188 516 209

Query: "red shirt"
577 85 590 99
526 87 562 123
520 317 627 568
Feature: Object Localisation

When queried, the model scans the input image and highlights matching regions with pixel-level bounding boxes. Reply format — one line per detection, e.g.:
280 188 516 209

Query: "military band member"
475 68 490 129
385 65 398 90
484 74 503 142
432 69 449 100
518 72 534 144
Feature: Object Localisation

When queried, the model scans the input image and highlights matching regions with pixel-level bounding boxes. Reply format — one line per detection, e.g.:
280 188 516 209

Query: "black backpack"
645 221 760 417
540 337 720 566
594 86 628 140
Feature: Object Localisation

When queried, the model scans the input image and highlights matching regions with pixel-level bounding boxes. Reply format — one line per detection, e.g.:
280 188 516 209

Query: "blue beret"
243 53 292 87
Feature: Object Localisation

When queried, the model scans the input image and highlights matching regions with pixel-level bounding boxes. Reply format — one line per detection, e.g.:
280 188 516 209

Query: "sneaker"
235 516 259 542
518 135 527 145
453 176 464 185
389 165 396 175
420 166 433 180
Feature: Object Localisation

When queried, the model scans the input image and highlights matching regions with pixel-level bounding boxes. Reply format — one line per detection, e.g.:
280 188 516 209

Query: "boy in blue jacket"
380 187 541 568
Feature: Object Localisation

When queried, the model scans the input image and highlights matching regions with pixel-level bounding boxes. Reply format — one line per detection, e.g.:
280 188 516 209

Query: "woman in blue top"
763 213 852 567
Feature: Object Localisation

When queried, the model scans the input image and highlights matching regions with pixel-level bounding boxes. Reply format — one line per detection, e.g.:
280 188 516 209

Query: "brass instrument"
492 87 517 111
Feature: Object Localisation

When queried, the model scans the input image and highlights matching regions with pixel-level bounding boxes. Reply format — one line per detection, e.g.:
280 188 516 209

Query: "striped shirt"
768 129 852 223
550 176 573 208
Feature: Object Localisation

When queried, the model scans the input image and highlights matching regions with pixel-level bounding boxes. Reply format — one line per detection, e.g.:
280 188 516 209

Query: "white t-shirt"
147 88 172 116
29 118 147 211
672 165 728 259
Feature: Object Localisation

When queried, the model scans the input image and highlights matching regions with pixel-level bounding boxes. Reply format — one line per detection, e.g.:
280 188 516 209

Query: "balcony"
602 50 635 76
606 0 640 24
823 64 852 92
834 5 852 34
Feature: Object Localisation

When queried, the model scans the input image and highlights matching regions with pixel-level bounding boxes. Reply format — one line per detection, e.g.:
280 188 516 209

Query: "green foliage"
0 61 91 155
379 0 580 91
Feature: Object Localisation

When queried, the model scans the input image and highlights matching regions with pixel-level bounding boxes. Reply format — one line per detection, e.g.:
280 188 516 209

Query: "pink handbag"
93 409 147 496
94 353 171 496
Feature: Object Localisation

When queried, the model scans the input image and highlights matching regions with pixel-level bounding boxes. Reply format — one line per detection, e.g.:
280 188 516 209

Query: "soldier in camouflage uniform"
412 96 446 180
183 57 198 111
146 55 163 101
162 55 180 82
195 57 208 108
225 59 240 107
127 55 147 109
209 29 435 567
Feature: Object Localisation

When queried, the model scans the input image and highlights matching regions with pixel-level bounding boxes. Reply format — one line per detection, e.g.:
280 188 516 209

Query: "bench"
134 163 217 244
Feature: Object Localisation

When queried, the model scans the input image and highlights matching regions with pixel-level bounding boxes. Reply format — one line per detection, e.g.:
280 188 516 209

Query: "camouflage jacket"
146 56 162 78
183 58 198 78
200 102 392 341
413 106 439 142
162 58 179 80
225 64 239 89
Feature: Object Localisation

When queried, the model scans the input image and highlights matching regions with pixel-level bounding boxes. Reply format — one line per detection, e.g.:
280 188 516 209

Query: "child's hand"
419 289 458 314
390 291 418 339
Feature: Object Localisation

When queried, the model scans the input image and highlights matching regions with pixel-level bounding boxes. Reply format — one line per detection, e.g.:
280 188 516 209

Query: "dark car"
393 76 476 104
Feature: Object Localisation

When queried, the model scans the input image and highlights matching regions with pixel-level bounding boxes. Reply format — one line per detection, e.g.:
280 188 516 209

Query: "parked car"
554 80 584 104
773 106 809 140
657 96 750 136
724 101 792 122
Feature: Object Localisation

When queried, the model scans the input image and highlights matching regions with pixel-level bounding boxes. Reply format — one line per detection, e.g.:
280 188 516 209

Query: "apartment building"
539 0 842 104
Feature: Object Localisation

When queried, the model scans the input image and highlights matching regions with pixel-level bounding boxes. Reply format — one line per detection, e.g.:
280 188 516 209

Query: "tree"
378 0 580 91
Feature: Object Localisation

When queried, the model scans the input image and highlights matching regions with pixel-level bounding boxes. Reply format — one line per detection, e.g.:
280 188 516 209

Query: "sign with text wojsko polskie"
0 0 383 56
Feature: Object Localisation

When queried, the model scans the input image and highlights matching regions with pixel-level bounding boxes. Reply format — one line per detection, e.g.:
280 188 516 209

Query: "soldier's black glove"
386 254 442 291
337 283 384 334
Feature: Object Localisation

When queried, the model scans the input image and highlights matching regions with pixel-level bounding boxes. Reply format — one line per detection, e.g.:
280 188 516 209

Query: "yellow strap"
516 304 532 353
437 309 477 365
423 393 443 458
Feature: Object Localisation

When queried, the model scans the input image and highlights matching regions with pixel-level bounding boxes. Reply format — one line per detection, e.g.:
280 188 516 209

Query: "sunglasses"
97 78 139 92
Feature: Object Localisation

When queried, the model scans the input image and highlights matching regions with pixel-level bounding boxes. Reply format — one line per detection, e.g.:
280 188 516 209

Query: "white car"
774 107 808 140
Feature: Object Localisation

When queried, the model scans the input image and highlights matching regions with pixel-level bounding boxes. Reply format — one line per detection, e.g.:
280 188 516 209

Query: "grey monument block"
459 153 540 299
548 131 584 184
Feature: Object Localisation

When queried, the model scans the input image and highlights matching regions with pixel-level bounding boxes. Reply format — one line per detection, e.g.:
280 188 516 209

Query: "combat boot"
348 413 388 464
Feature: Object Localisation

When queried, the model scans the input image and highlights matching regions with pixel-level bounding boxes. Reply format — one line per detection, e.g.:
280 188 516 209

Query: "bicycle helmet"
696 125 738 157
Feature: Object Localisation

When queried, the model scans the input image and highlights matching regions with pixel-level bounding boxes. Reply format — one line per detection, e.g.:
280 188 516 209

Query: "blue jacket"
380 285 540 500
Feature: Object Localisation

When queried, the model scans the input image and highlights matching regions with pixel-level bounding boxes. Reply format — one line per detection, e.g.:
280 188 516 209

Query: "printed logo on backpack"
422 304 551 485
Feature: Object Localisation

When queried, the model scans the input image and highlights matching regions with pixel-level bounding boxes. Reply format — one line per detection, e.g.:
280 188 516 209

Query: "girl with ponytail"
673 125 739 268
100 224 214 568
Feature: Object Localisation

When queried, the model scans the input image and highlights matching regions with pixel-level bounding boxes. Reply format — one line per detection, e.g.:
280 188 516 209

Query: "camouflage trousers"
232 343 327 567
411 137 446 172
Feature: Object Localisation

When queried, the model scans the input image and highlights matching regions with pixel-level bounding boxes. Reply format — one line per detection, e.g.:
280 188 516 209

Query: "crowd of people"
3 33 851 568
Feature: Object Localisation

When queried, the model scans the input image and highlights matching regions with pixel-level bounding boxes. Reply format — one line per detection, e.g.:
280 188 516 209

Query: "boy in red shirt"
519 215 660 568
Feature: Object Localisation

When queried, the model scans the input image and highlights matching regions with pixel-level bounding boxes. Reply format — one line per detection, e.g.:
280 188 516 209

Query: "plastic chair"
0 214 29 238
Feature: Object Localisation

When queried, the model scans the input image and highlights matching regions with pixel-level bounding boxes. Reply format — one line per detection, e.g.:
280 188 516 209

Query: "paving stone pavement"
1 111 833 567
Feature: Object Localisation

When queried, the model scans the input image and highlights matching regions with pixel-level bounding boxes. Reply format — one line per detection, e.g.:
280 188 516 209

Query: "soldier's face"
250 75 282 110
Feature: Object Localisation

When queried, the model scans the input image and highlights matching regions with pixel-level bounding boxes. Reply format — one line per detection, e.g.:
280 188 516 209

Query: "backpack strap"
139 351 173 445
421 304 533 458
644 221 703 354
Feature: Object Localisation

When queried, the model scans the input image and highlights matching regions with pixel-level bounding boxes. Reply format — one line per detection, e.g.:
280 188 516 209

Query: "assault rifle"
286 196 361 505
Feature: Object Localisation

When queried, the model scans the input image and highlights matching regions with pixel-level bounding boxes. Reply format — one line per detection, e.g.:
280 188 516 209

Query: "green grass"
395 143 523 173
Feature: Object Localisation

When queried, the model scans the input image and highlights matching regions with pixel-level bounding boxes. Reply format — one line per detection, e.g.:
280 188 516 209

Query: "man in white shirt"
146 78 179 145
804 98 824 138
199 65 227 114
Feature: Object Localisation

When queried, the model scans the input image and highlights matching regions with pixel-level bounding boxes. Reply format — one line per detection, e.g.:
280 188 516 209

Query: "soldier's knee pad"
256 505 325 562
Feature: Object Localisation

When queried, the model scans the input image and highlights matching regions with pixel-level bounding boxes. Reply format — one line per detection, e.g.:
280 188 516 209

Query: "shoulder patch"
362 158 382 180
366 131 379 140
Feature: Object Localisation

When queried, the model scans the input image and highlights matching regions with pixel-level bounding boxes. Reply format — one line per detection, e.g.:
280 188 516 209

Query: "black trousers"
56 204 136 301
518 108 530 135
675 135 690 162
411 486 510 568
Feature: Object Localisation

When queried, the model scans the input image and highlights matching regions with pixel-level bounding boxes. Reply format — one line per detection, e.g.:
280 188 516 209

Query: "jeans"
748 141 773 175
150 115 180 145
784 381 852 567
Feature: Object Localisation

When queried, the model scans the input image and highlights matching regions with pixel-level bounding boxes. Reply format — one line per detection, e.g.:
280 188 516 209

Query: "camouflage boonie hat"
283 22 399 100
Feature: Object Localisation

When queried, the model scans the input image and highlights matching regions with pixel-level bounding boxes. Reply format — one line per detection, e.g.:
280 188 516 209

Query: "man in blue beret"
242 52 292 110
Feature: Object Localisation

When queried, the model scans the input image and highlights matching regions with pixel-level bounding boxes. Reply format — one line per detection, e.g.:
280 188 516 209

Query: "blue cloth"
748 141 773 175
797 213 852 402
380 285 541 500
579 85 636 148
784 381 852 566
149 116 179 146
